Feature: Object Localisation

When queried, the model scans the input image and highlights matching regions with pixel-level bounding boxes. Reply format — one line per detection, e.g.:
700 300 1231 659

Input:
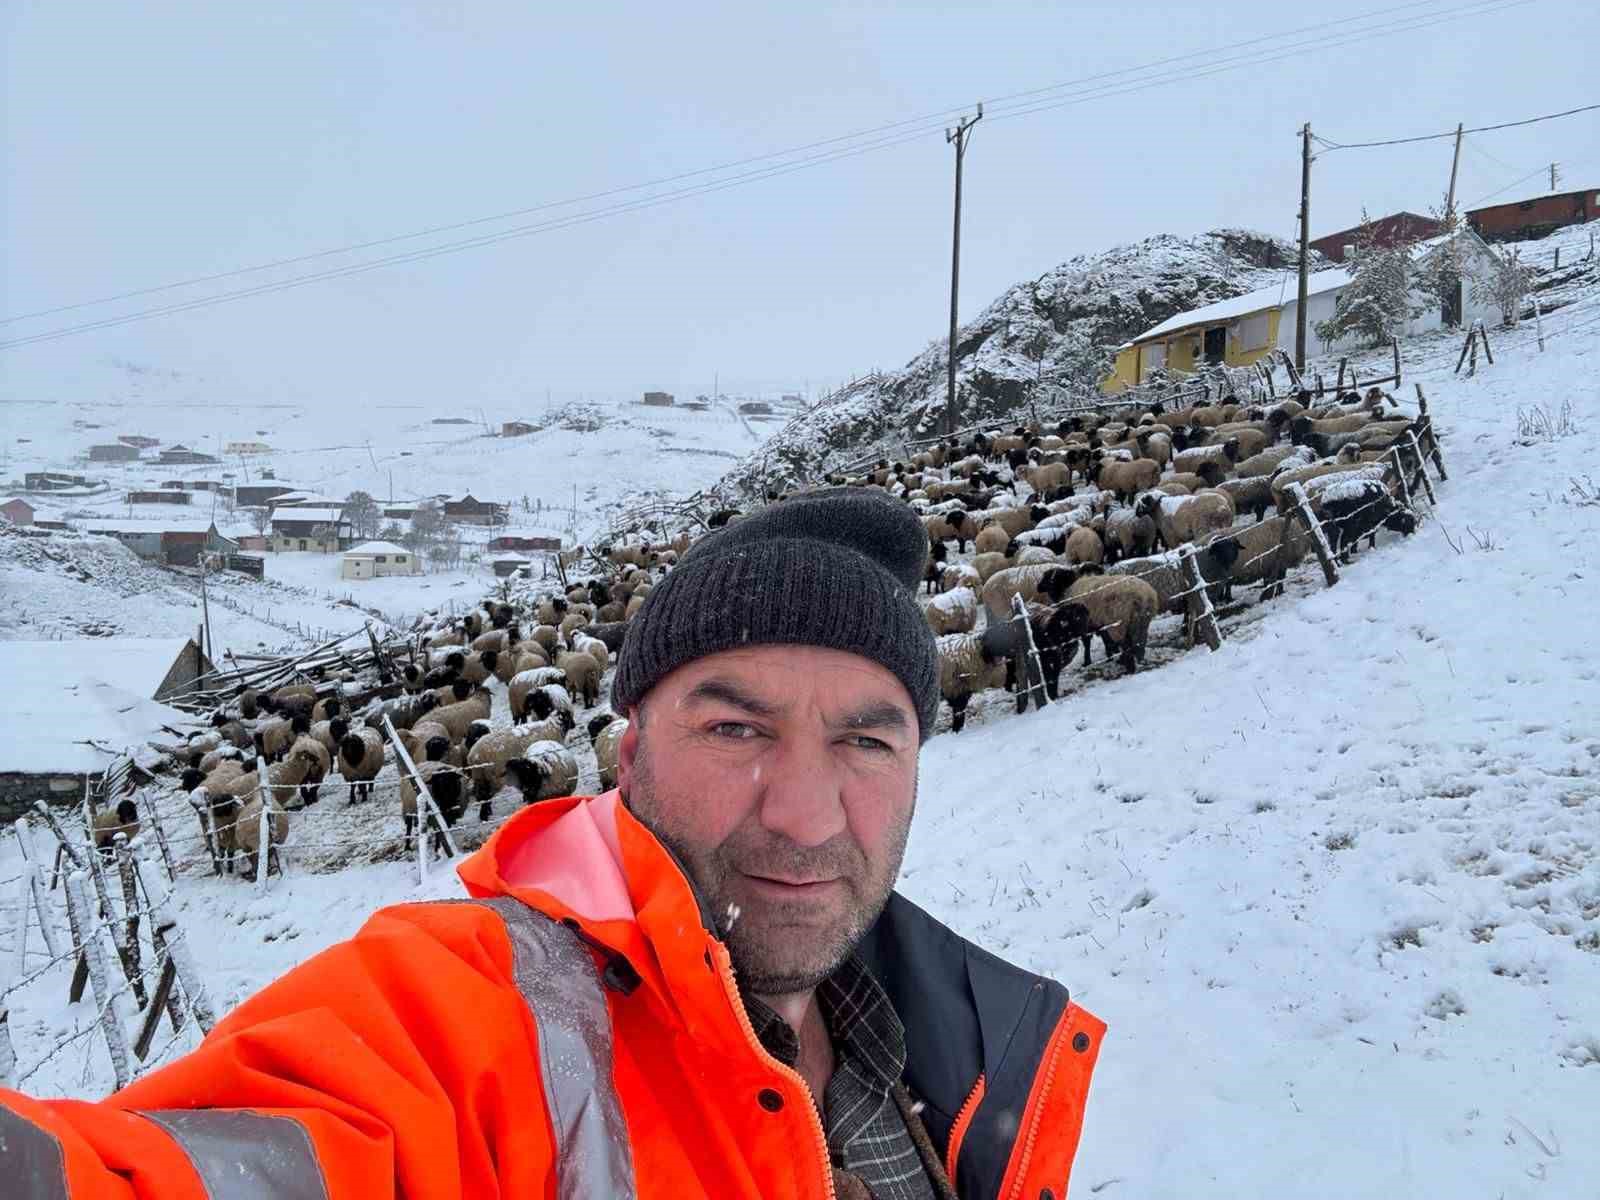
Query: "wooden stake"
1336 358 1347 392
382 715 458 880
1008 595 1050 712
1405 430 1437 505
111 834 147 1008
132 852 215 1032
1389 447 1413 509
64 871 133 1090
1392 337 1402 388
1467 330 1479 376
1477 321 1494 364
133 957 179 1061
1284 483 1339 586
254 757 272 892
1177 545 1222 650
1413 382 1429 418
1454 328 1474 374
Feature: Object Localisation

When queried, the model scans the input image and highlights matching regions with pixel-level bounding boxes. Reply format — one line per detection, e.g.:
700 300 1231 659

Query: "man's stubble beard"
625 730 914 995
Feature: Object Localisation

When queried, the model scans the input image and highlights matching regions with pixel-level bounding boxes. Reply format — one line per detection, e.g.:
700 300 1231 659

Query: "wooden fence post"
13 820 61 961
382 715 458 882
1008 595 1049 713
132 853 215 1033
63 871 133 1090
111 834 146 1008
1336 358 1347 393
1405 430 1438 505
254 758 272 893
1454 328 1474 374
1467 330 1479 376
1285 483 1339 586
1177 545 1222 650
1389 447 1413 509
139 789 177 881
1392 337 1401 388
1477 321 1494 365
1532 292 1545 351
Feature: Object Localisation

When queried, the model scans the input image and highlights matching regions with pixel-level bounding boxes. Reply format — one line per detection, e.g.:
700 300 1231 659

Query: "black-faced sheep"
935 631 1009 732
503 743 580 804
1137 491 1236 550
1090 456 1160 504
338 728 386 804
1050 568 1159 672
1200 516 1309 602
510 666 569 722
467 717 568 818
1313 478 1417 562
554 649 602 708
400 760 466 853
290 735 331 807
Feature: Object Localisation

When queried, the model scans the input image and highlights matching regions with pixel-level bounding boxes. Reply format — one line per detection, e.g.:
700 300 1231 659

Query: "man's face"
617 645 919 997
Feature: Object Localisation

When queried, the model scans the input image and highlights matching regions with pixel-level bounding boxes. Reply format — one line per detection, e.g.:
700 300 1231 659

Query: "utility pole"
945 104 983 437
1296 122 1312 373
1444 122 1464 225
1550 162 1561 192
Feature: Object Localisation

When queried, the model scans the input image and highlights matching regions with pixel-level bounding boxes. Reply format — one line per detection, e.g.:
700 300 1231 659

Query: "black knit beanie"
611 487 940 740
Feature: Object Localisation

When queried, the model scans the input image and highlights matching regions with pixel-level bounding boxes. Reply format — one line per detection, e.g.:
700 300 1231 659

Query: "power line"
1313 102 1600 150
2 0 1514 329
1 1 1535 350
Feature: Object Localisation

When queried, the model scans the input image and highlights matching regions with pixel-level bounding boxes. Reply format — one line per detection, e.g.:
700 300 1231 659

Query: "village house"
1309 211 1442 264
0 638 211 820
157 444 221 466
442 494 508 526
1468 185 1597 242
642 391 675 406
340 541 422 579
500 420 537 437
1103 230 1503 392
1 497 36 526
269 506 351 553
224 440 273 454
488 533 562 552
127 490 194 506
89 443 143 463
81 518 238 566
117 435 161 449
24 472 89 491
233 481 300 508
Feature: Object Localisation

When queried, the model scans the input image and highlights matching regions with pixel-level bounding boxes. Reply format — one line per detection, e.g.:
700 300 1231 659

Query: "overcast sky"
3 0 1595 411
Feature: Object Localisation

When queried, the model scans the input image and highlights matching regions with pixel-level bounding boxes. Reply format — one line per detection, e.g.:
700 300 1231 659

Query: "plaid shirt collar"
742 954 937 1200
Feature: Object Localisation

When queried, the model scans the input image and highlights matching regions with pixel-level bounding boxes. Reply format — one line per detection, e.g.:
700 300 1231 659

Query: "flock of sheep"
821 386 1427 732
144 387 1425 875
168 542 685 877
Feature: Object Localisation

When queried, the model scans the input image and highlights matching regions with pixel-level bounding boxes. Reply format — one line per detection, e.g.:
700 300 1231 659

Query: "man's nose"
755 741 847 848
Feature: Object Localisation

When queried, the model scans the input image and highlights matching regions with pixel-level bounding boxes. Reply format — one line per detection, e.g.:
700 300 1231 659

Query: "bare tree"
344 490 382 540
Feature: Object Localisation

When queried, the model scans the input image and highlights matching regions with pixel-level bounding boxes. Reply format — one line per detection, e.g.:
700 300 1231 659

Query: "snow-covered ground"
3 228 1598 1196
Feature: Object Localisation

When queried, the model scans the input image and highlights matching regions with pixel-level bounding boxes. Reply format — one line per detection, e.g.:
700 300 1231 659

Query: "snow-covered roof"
1122 267 1351 347
79 517 220 535
270 506 346 523
1468 185 1597 210
0 639 198 773
344 540 411 556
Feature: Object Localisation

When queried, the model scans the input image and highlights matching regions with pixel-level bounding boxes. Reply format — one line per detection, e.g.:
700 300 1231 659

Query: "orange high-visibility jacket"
3 792 1103 1198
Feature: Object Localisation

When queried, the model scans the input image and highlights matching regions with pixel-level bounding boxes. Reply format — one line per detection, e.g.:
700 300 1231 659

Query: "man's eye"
711 722 759 740
847 735 892 753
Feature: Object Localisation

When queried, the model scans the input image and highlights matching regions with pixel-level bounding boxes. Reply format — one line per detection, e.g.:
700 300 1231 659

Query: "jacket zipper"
710 943 838 1200
945 1074 985 1184
1002 1021 1067 1200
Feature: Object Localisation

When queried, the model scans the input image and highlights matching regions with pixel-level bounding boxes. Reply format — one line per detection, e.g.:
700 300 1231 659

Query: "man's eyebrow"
682 677 785 719
830 701 912 734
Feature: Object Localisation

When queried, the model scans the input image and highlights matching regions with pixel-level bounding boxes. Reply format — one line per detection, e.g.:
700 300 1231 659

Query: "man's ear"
616 707 643 797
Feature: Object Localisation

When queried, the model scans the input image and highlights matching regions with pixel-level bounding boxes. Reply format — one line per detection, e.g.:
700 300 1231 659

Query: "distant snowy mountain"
721 228 1318 498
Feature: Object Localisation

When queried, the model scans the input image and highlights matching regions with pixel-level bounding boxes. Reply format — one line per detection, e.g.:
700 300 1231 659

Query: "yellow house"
1103 268 1351 393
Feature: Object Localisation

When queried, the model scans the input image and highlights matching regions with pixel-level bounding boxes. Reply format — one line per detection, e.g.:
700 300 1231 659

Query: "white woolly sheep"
555 649 602 708
467 717 568 817
1137 491 1236 550
925 586 978 636
590 714 628 791
503 742 581 804
935 630 1009 732
337 728 386 804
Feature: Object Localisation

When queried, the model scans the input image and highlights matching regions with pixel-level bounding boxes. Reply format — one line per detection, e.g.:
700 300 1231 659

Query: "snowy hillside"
720 228 1314 496
3 225 1598 1199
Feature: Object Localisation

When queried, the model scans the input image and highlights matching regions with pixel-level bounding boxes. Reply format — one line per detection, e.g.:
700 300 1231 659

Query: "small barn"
81 519 237 566
340 541 421 579
1 497 35 526
158 444 221 466
90 443 143 463
0 638 210 821
491 555 532 578
1469 186 1597 242
501 420 537 437
642 391 675 406
442 494 508 526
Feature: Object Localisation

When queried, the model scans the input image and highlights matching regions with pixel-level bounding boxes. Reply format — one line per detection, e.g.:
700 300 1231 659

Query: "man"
2 488 1103 1198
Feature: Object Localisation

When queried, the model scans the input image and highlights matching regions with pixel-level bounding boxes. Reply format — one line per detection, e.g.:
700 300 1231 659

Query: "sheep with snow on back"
1211 475 1275 523
922 541 948 593
1236 444 1314 479
1172 437 1242 478
1064 525 1105 567
1312 477 1417 562
338 728 386 804
1104 506 1158 562
510 666 569 722
935 630 1008 733
467 717 569 819
253 713 309 764
1137 491 1235 550
925 586 978 636
503 743 581 804
922 508 975 553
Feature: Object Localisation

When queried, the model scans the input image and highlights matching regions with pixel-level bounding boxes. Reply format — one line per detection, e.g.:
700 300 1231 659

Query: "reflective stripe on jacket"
2 791 1103 1198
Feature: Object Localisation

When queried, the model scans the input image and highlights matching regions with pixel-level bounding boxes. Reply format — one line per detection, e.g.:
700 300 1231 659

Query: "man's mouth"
740 873 842 898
